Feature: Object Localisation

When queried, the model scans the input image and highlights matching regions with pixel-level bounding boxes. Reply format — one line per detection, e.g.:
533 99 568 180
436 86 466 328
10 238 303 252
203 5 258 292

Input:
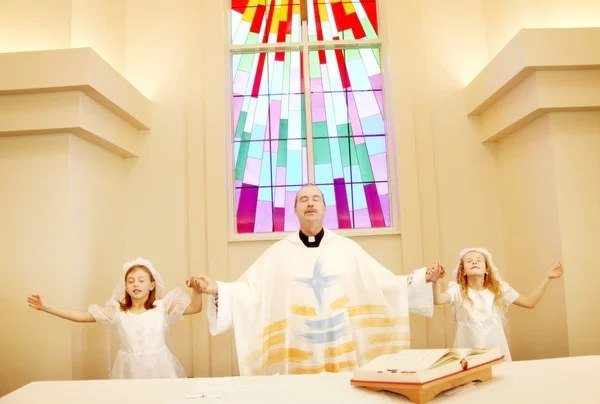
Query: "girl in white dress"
27 257 203 379
432 248 563 361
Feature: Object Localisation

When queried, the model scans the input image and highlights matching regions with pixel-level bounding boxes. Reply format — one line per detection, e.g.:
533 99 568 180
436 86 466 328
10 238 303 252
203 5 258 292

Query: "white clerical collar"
298 228 325 248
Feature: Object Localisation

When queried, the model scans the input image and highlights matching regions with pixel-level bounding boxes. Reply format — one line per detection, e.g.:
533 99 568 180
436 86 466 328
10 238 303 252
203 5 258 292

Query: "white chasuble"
207 229 432 376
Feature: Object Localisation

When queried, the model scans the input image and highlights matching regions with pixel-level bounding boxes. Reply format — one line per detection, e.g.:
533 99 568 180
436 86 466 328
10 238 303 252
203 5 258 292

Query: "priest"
191 184 442 376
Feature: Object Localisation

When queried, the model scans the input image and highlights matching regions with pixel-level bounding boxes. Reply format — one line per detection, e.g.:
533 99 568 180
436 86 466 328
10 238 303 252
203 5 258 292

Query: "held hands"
425 262 445 283
547 261 564 280
27 294 48 312
186 275 218 295
186 277 206 294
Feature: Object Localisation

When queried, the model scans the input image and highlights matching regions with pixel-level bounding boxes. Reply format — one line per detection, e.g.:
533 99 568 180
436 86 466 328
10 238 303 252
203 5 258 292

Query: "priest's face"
294 185 326 225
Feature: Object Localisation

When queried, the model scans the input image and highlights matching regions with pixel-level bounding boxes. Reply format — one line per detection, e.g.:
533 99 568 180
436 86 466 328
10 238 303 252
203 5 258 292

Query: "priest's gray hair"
294 183 326 208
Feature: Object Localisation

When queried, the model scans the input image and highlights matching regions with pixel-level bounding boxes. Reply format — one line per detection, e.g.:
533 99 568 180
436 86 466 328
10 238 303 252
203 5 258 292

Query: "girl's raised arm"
432 263 452 305
512 262 564 309
27 294 95 323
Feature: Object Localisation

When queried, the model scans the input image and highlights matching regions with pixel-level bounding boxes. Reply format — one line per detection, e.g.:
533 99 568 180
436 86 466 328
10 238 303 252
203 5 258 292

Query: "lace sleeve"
88 299 119 328
161 288 192 325
501 281 519 305
446 282 462 306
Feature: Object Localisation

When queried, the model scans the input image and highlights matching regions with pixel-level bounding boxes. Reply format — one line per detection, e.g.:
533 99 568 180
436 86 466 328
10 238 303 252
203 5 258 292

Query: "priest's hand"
425 262 442 283
186 277 204 293
189 275 219 295
438 263 446 278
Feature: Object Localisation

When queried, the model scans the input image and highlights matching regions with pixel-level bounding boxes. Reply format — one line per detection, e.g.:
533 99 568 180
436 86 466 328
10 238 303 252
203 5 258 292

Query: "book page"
430 348 493 368
449 348 493 360
365 349 451 372
431 353 461 368
465 348 490 358
449 348 477 359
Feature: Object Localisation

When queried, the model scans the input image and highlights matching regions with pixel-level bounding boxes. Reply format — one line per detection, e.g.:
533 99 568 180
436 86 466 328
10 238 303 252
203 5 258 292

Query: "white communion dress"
89 288 190 379
446 281 519 361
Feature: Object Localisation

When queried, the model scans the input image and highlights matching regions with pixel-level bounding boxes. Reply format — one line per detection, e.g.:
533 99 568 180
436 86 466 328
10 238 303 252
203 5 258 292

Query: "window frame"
225 0 400 241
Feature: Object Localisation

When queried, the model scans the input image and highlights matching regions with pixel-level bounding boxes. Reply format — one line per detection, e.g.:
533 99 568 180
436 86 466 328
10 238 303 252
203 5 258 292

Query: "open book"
352 348 503 385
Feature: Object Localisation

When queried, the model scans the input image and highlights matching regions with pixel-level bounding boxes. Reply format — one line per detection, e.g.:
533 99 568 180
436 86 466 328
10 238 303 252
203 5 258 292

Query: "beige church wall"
496 116 569 360
71 0 126 75
0 0 126 74
551 112 600 356
0 134 72 397
0 132 130 396
0 0 72 53
493 111 600 360
482 0 600 59
67 135 128 380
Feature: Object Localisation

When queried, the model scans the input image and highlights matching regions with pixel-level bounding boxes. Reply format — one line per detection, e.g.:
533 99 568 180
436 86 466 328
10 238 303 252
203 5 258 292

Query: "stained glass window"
231 0 302 45
309 48 389 229
233 51 308 233
231 0 389 233
308 0 378 41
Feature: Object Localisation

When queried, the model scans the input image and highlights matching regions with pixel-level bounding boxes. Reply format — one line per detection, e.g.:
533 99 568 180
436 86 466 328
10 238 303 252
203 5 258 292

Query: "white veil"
111 257 166 302
451 247 504 283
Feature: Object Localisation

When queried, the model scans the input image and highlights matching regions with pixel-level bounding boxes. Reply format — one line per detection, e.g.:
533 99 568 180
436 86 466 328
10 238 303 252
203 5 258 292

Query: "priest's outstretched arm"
405 265 440 316
191 253 268 336
355 245 441 317
206 280 233 335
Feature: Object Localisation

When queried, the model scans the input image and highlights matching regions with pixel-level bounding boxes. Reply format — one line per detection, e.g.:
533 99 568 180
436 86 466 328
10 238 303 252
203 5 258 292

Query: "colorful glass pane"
308 0 378 41
309 47 389 229
231 0 302 45
233 51 308 233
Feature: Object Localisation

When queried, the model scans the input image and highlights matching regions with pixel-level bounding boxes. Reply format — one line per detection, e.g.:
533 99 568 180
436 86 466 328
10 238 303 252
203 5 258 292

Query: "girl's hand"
187 275 218 295
426 262 442 283
438 263 446 278
27 294 48 311
547 261 564 280
186 277 201 293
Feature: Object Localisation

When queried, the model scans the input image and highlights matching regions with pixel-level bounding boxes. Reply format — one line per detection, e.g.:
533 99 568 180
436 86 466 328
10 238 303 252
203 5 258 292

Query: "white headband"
451 247 503 283
110 257 165 302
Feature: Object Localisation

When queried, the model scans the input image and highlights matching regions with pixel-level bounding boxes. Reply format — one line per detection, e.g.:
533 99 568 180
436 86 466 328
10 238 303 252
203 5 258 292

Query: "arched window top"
231 0 379 45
